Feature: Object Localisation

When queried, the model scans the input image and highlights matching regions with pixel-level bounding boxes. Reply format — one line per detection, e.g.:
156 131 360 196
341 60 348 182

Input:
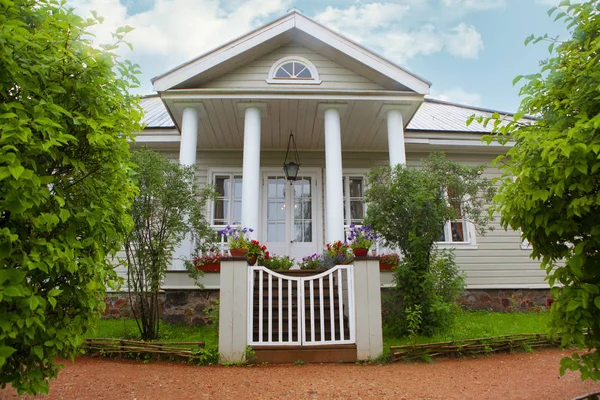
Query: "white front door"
262 171 320 263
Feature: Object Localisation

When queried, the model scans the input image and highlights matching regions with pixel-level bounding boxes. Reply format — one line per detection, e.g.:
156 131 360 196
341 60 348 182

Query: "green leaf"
595 296 600 310
583 284 600 295
8 164 25 179
32 346 43 360
0 346 17 358
3 285 24 297
28 296 40 310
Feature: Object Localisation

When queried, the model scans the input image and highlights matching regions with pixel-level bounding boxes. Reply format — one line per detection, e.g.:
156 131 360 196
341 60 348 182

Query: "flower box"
195 262 221 273
379 261 394 271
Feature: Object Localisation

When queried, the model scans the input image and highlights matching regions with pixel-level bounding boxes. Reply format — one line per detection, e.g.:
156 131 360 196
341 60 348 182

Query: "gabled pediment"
152 11 430 94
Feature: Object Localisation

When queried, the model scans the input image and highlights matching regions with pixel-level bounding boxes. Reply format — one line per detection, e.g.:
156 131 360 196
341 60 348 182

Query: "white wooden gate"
248 265 355 346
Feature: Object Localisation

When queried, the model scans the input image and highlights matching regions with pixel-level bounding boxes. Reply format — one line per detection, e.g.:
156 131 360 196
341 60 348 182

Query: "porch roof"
140 95 518 133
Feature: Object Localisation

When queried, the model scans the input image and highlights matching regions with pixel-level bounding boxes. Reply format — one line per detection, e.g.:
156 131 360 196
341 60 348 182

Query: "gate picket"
248 265 355 346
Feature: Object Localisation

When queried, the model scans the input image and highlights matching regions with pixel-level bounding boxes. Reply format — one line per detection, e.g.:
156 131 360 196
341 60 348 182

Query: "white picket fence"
248 265 355 346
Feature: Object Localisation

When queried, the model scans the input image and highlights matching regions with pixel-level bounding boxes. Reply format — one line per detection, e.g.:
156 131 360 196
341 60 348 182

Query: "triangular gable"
201 43 385 91
152 11 431 94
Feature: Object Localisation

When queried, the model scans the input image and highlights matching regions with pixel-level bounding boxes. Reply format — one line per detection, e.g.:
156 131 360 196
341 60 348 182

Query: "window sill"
436 242 479 250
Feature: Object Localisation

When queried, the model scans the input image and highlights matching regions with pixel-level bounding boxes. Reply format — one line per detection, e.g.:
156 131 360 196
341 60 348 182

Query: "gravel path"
2 349 600 399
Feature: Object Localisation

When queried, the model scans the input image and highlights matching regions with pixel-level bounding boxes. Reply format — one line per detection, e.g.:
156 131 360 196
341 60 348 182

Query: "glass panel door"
263 173 318 263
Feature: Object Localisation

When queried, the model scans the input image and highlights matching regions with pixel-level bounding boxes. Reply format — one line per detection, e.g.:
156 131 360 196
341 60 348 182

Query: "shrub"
383 249 465 336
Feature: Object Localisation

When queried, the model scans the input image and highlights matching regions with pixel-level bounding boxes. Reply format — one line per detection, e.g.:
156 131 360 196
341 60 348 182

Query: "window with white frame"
266 56 321 85
212 174 243 225
343 176 366 225
438 188 474 245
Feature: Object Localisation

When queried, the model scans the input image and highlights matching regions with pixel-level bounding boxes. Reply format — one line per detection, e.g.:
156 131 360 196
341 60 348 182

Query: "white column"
241 106 262 239
323 107 345 243
386 108 406 167
180 107 199 165
173 106 200 270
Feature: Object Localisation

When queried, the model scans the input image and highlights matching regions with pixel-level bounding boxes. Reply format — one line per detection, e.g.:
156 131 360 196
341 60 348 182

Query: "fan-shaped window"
266 56 321 85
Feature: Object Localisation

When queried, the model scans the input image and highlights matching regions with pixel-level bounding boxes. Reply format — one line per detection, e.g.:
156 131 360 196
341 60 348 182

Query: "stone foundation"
162 290 219 325
458 289 553 312
103 290 219 326
103 293 141 319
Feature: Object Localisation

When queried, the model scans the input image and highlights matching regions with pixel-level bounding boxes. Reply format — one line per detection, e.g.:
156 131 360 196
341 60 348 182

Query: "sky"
66 0 570 113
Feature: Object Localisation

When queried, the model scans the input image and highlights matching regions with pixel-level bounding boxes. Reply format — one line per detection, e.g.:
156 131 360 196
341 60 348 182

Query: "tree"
124 150 215 341
366 153 494 335
0 0 142 394
474 0 600 381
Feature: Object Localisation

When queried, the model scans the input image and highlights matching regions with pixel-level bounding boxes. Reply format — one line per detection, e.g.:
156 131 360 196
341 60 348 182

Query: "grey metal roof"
408 98 517 133
141 96 175 128
138 95 520 133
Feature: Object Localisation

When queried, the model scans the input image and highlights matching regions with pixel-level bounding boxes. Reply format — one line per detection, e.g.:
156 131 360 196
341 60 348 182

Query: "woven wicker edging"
83 338 205 360
390 333 560 362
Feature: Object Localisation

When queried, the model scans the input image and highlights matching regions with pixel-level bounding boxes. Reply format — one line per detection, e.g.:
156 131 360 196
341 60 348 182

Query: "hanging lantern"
283 132 300 182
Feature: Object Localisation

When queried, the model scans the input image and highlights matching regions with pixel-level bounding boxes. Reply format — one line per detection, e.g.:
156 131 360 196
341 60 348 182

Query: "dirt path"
2 349 600 399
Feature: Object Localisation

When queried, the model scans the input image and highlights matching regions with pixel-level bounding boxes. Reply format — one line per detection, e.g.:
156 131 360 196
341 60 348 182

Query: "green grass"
383 310 551 350
91 311 550 358
88 319 219 348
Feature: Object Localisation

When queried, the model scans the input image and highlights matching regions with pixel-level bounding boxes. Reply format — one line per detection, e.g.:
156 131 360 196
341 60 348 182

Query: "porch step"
252 344 357 364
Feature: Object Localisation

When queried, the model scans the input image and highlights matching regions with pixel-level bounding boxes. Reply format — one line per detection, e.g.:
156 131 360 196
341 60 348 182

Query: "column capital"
237 102 268 117
317 103 347 117
377 104 411 120
174 101 207 117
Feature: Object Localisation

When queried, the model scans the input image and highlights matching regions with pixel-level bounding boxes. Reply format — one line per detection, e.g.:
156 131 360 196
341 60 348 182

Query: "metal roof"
141 96 175 128
139 95 520 133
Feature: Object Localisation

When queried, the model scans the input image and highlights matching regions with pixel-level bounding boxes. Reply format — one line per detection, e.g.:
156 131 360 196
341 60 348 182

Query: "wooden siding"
202 43 384 91
114 149 547 290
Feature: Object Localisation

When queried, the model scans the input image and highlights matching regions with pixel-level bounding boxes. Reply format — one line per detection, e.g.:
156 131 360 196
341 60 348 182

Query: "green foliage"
366 153 491 335
475 0 600 381
382 250 465 336
0 1 141 394
203 300 220 331
259 255 295 270
124 149 216 340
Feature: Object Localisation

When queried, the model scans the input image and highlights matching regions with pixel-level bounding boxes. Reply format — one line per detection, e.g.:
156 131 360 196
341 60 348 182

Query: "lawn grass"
91 310 550 356
87 319 219 349
383 310 551 350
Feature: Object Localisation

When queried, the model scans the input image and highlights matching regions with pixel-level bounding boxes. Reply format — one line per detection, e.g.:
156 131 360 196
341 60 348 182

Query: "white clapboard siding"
122 148 547 289
202 43 384 91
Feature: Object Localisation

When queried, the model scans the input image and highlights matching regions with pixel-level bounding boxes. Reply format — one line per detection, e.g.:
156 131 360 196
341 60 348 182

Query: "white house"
130 10 546 291
113 9 555 363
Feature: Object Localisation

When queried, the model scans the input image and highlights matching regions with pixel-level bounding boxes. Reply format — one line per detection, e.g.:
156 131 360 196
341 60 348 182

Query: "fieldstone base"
103 292 165 319
162 290 220 326
458 289 553 312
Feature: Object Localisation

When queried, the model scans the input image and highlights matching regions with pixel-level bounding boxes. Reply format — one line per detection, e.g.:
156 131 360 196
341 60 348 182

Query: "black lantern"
283 132 300 183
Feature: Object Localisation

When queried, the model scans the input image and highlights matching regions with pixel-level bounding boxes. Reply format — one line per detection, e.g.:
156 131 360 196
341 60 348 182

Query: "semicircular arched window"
266 56 321 85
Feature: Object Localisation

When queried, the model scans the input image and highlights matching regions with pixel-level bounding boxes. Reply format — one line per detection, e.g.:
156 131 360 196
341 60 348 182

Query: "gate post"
218 258 248 362
353 258 383 360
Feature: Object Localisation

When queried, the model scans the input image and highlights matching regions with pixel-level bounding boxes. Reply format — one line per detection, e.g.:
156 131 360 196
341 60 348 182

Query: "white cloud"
314 2 410 43
430 87 483 106
441 0 505 10
68 0 289 59
313 3 485 64
444 23 484 58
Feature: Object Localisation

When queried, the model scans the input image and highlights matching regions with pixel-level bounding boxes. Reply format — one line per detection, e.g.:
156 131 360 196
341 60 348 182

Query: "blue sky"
68 0 568 113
